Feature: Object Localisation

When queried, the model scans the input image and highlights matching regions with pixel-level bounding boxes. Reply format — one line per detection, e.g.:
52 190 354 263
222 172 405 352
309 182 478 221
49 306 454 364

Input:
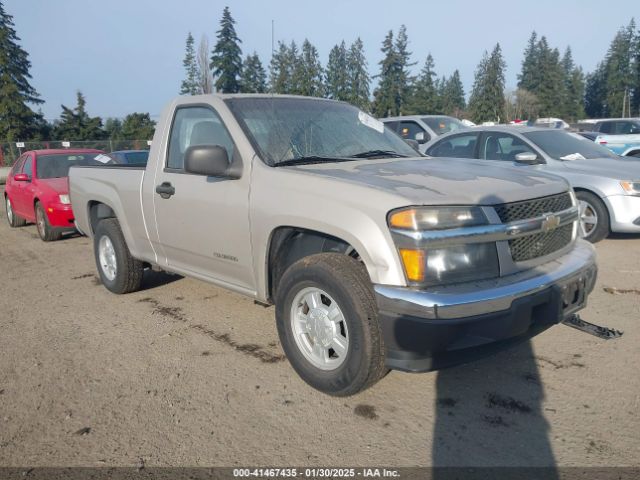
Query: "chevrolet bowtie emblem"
541 213 561 232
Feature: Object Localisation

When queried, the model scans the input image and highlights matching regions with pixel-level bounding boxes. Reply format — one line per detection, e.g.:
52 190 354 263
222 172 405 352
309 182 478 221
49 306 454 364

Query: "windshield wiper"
274 156 354 167
347 150 408 159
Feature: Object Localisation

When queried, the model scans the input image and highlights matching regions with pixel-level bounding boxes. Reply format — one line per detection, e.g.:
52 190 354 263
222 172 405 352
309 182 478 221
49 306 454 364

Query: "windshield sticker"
559 152 586 161
94 154 112 164
358 111 384 134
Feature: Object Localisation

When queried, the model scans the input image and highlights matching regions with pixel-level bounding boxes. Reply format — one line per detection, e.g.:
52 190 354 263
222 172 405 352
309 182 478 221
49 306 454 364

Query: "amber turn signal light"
399 248 426 282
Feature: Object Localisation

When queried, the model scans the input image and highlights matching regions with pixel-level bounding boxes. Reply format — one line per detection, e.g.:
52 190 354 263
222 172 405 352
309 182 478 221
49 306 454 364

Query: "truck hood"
559 157 640 179
289 157 569 205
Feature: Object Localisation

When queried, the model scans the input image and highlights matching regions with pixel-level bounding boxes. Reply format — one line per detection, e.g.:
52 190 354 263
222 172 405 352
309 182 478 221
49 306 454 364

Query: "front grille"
509 223 573 261
494 193 575 262
494 192 573 223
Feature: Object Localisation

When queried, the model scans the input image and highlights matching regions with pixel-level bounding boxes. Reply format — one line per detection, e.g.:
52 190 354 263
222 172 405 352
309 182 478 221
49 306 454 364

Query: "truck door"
151 105 255 293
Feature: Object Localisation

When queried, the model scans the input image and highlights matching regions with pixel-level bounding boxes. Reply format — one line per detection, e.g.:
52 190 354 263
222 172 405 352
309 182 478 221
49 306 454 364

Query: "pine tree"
0 1 44 142
406 54 438 114
104 118 123 140
346 37 370 110
604 20 635 117
441 70 466 116
468 44 506 123
585 62 608 118
210 6 242 93
325 41 349 101
240 52 266 93
518 31 539 92
121 113 156 140
561 47 585 121
52 92 104 141
292 39 324 97
269 41 293 94
180 32 200 95
632 22 640 115
394 25 416 114
372 31 397 117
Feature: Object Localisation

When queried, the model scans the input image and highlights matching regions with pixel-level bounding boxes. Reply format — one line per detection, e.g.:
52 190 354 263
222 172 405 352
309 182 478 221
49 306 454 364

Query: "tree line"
1 0 639 145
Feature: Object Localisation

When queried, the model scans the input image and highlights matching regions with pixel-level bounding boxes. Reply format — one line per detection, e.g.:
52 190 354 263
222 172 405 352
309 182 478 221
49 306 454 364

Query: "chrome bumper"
375 239 597 320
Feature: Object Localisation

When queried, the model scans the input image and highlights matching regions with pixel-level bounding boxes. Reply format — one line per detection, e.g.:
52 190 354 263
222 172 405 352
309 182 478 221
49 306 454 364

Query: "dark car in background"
107 150 149 166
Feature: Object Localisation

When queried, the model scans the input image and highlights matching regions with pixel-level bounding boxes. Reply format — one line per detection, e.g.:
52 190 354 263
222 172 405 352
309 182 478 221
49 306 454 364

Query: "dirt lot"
0 192 638 468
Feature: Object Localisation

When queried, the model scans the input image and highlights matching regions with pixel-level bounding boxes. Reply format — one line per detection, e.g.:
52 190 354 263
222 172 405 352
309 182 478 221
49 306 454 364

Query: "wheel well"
88 201 116 235
267 227 361 302
625 149 640 157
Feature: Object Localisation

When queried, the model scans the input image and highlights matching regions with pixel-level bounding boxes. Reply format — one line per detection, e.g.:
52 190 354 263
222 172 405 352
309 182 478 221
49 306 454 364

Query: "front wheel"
94 218 144 294
275 253 387 396
5 196 26 228
35 202 62 241
576 191 609 243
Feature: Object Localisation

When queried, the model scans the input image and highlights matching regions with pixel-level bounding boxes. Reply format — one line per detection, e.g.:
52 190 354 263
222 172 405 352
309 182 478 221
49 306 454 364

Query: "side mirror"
13 173 30 182
514 152 540 164
184 145 231 177
415 132 427 144
404 139 420 152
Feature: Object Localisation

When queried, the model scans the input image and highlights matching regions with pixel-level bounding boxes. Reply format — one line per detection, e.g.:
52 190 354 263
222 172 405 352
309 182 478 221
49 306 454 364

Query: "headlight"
389 207 499 286
59 194 71 204
389 206 487 230
620 181 640 195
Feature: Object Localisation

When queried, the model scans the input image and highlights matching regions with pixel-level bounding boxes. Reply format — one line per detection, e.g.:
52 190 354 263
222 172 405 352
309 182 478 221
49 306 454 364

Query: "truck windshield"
523 131 619 160
36 153 104 179
226 97 418 166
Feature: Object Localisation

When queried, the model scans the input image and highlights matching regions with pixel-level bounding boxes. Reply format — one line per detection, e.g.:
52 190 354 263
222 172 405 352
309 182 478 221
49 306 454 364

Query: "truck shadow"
432 339 558 476
140 269 183 290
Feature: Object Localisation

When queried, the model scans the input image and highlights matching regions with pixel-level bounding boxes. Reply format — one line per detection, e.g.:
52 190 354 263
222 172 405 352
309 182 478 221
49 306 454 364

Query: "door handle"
155 182 175 199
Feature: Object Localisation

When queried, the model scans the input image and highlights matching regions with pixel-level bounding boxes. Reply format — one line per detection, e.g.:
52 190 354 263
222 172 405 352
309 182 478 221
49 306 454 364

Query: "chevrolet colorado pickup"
69 94 597 396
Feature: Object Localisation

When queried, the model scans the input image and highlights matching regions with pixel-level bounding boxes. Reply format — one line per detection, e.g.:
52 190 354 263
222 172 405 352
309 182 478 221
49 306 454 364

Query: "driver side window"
480 133 536 161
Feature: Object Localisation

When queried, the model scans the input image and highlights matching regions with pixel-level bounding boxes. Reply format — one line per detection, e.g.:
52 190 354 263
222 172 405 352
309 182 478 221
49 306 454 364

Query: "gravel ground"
0 192 638 468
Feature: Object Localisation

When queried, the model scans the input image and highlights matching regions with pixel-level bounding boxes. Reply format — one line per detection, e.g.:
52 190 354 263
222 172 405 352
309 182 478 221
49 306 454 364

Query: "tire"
576 191 609 243
275 253 387 396
35 202 62 241
5 196 26 228
93 218 144 294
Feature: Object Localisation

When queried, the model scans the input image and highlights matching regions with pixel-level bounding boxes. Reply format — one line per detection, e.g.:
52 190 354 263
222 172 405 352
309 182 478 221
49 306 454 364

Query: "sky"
5 0 639 121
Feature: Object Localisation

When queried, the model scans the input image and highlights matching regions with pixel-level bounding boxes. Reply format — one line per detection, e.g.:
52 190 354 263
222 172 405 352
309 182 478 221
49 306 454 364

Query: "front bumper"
45 203 76 229
604 195 640 233
374 240 597 372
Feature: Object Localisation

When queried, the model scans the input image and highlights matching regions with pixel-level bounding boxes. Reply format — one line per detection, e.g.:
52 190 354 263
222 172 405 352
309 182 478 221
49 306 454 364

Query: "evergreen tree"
518 31 539 92
52 92 104 140
372 30 397 117
292 39 324 97
468 44 506 123
240 52 267 93
104 118 123 140
604 20 635 117
585 63 608 118
346 37 370 110
441 70 466 116
394 25 416 114
210 6 242 93
406 54 438 114
561 47 585 121
269 41 293 94
325 41 349 101
0 1 44 142
632 24 640 115
180 32 200 95
121 113 156 140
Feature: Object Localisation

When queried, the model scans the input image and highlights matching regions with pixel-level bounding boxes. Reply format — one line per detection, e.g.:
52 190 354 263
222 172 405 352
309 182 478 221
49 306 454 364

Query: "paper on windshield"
94 154 112 164
559 152 586 161
358 111 384 134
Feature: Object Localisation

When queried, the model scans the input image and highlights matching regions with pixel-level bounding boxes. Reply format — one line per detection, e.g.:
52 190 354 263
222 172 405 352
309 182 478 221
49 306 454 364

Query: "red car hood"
39 177 69 195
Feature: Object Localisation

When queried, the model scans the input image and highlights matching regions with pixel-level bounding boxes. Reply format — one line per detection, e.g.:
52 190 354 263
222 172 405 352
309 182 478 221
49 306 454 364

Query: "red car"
4 149 105 241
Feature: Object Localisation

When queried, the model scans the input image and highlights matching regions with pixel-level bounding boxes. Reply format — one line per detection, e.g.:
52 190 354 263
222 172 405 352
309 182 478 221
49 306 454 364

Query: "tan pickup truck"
69 94 597 396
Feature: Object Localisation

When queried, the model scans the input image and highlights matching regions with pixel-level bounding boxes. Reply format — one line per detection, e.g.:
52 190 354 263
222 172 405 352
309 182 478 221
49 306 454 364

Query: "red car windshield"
36 154 101 179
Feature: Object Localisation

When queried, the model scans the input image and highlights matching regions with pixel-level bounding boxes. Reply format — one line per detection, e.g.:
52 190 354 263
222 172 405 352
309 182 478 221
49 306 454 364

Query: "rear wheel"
35 202 62 241
576 191 609 243
5 196 26 228
94 218 143 294
275 253 387 396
